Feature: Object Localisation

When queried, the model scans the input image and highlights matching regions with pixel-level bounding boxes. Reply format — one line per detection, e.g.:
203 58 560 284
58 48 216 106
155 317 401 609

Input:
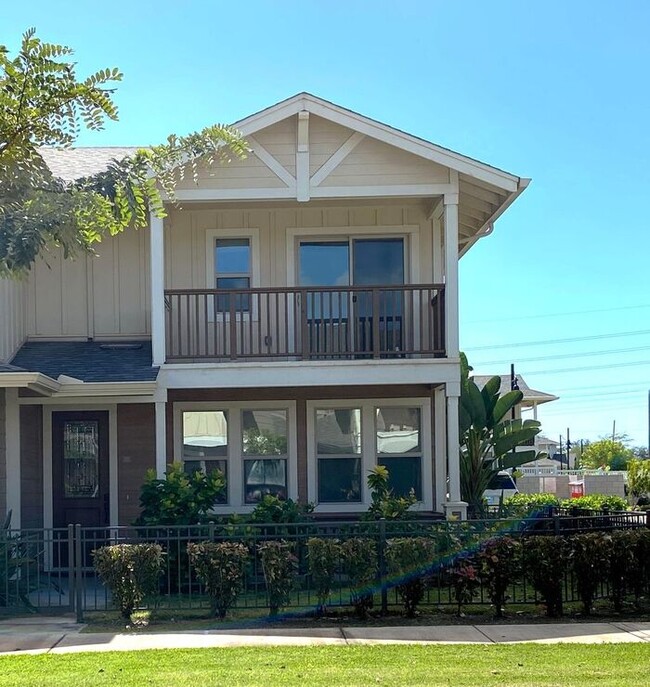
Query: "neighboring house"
0 93 529 529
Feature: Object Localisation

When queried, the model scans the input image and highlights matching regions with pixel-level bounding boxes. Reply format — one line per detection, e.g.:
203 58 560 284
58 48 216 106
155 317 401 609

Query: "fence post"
74 524 84 624
67 524 75 613
646 510 650 530
553 514 561 536
378 518 388 614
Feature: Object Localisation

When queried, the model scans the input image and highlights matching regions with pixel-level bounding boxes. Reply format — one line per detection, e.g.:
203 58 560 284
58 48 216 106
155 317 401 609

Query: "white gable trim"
235 93 520 192
247 135 296 188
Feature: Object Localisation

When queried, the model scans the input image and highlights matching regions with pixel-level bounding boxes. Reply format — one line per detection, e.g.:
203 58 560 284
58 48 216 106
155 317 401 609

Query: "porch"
164 284 445 362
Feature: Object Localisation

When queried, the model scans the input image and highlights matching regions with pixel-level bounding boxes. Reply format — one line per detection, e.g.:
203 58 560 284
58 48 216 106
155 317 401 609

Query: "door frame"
43 404 119 532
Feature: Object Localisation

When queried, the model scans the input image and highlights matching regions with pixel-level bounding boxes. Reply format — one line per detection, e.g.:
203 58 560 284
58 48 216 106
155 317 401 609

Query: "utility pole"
612 420 616 442
566 427 571 469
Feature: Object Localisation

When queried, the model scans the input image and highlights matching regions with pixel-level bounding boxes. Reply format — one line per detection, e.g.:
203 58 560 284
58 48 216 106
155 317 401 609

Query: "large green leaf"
492 390 524 424
480 375 502 420
499 450 538 470
464 380 487 428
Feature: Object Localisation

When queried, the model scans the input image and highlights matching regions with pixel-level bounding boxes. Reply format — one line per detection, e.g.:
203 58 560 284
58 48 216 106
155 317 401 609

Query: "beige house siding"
25 227 150 339
0 389 6 520
166 202 435 290
0 278 26 362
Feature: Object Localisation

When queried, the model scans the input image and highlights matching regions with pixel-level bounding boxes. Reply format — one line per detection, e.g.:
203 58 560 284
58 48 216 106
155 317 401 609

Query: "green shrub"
340 538 377 618
93 544 163 620
307 538 341 615
365 465 417 520
385 537 435 617
257 540 297 616
523 536 569 617
477 536 521 617
187 542 248 618
560 495 629 512
135 462 226 526
250 495 313 526
569 533 611 615
633 530 650 601
608 530 638 611
503 493 559 518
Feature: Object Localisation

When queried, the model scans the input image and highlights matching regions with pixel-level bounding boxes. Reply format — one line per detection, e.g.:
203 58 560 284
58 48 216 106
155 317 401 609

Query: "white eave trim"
0 373 157 398
234 93 521 192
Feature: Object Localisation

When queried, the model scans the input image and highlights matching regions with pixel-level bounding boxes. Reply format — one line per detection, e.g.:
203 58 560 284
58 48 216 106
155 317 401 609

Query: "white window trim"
306 397 432 513
205 228 261 321
173 400 297 513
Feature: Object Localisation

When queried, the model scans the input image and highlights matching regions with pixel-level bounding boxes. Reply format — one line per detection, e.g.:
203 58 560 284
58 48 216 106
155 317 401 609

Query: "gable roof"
472 374 558 406
235 92 522 192
39 147 140 182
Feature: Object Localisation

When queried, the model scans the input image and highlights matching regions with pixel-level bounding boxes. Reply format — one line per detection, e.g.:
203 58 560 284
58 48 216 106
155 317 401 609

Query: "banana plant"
459 354 544 517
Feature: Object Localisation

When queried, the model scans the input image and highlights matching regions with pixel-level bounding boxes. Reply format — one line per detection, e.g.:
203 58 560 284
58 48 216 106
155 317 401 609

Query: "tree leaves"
0 29 247 276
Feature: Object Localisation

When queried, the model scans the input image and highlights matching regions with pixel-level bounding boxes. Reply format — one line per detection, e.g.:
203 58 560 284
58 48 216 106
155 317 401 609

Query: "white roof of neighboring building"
472 374 558 406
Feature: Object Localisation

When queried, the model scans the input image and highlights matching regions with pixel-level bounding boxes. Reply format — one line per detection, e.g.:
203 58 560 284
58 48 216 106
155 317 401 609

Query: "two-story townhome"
0 93 528 530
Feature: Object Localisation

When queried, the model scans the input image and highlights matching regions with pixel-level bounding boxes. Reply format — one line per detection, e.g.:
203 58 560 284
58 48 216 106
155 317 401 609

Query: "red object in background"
569 481 585 498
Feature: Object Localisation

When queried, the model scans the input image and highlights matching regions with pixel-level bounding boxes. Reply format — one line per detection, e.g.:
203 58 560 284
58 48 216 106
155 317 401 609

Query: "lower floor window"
312 402 427 507
181 406 290 508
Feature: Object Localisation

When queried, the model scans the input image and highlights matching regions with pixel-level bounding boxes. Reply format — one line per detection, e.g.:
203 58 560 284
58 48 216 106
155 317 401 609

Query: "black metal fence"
1 510 648 621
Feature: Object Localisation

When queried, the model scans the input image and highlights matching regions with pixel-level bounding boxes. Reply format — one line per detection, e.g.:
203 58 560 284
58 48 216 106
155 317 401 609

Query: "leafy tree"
627 459 650 502
580 438 634 470
0 28 247 276
459 353 544 517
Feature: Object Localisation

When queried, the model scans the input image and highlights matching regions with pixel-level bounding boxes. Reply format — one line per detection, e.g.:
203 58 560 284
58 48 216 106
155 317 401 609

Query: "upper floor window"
215 238 251 312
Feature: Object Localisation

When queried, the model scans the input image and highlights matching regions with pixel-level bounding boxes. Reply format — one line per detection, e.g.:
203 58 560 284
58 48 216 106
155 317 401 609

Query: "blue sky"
4 1 649 447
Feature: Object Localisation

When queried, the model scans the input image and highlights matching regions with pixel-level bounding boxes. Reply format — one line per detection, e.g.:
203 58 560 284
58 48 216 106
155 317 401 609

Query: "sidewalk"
1 616 649 655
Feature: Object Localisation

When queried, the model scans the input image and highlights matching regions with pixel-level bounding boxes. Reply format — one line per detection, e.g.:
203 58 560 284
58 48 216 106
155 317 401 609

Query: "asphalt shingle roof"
38 147 140 182
8 341 158 383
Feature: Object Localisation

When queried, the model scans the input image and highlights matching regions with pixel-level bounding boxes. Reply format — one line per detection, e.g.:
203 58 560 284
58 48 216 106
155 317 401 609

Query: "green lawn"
1 644 649 686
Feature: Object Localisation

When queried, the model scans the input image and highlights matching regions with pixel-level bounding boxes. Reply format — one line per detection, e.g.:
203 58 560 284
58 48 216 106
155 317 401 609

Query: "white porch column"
433 386 448 511
5 388 20 529
155 400 167 478
443 183 459 358
150 212 166 367
444 385 467 520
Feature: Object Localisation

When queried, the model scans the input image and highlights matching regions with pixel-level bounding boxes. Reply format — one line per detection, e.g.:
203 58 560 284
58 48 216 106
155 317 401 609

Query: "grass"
1 645 649 686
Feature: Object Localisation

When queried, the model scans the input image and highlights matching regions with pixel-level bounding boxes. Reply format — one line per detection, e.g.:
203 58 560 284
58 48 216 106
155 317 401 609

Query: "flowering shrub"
258 540 297 616
385 537 435 617
307 537 341 615
93 544 163 620
449 559 480 616
340 538 377 618
477 536 521 617
187 542 248 618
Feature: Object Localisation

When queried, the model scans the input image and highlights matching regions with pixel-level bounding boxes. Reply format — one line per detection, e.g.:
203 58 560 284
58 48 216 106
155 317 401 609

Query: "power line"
465 302 650 324
523 359 650 375
477 344 650 366
465 328 650 352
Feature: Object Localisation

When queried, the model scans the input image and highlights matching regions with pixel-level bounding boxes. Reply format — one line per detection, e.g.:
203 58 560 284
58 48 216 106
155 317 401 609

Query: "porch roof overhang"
0 372 158 398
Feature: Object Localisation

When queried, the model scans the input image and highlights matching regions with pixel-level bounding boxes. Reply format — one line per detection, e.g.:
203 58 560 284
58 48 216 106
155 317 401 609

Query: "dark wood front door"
52 411 110 528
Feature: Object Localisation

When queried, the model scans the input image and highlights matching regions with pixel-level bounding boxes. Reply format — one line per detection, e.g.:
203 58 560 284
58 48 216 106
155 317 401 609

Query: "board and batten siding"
166 202 435 290
0 278 26 362
25 226 151 339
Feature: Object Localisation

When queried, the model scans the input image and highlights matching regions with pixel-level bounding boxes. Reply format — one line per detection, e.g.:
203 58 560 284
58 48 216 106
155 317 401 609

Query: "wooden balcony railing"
164 284 445 362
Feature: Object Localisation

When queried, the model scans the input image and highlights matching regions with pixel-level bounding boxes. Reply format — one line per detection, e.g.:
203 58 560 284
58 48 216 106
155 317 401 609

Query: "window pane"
376 407 421 454
353 238 404 286
216 239 250 274
183 459 227 504
183 411 228 458
242 410 287 455
299 242 349 287
379 456 422 500
63 421 99 498
216 277 250 312
316 409 361 454
244 459 287 504
318 457 361 503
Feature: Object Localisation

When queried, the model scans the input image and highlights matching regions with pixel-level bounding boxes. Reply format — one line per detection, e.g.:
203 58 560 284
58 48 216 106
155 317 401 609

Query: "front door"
52 411 110 529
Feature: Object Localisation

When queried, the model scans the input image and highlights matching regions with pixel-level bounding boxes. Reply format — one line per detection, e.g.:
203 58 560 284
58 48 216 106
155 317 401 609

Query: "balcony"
164 284 445 362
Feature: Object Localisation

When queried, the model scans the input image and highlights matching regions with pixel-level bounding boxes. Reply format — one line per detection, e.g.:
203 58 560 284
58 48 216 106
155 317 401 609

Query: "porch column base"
443 500 468 521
